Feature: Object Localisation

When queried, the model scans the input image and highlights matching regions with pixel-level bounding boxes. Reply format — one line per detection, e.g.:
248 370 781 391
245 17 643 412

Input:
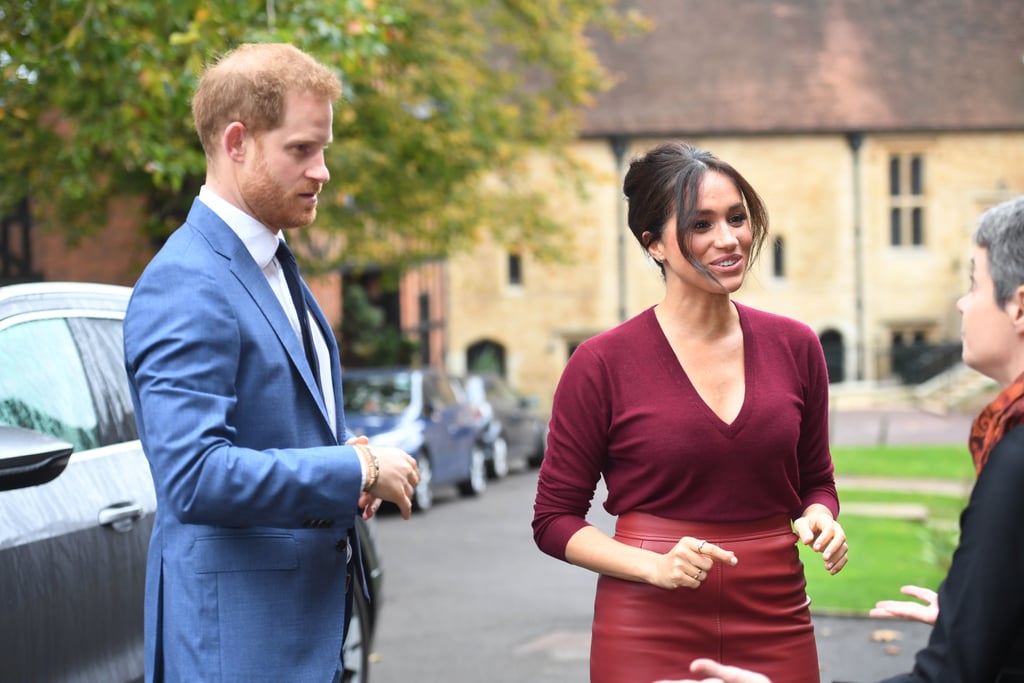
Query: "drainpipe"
846 131 865 381
610 136 629 323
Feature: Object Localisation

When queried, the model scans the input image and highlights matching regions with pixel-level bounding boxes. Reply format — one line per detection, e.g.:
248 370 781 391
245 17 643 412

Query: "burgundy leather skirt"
590 512 819 683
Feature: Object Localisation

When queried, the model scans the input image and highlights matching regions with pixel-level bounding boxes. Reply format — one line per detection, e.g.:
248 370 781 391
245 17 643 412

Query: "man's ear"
222 122 248 162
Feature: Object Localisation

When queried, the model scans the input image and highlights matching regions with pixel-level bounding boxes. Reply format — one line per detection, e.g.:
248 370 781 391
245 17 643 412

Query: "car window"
432 374 458 407
0 318 101 452
342 373 412 416
484 376 519 403
68 316 138 445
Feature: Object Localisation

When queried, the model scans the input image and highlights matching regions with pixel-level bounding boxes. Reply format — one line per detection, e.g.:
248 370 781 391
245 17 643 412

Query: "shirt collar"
198 185 282 270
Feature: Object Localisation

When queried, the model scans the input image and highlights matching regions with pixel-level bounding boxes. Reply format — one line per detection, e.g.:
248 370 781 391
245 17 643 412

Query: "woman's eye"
693 220 711 231
728 213 748 225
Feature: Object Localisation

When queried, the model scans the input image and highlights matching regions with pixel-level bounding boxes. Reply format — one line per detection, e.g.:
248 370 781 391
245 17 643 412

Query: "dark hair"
623 141 768 284
974 195 1024 305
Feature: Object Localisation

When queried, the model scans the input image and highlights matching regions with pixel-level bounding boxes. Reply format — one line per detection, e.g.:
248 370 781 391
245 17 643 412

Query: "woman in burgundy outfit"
532 141 848 683
658 195 1024 682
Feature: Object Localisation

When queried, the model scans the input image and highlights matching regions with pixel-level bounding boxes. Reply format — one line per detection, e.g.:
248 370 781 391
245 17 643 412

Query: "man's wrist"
354 444 379 492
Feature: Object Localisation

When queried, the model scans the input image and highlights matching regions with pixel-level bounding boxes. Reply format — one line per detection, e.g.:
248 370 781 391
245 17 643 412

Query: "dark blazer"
124 199 363 682
880 424 1024 683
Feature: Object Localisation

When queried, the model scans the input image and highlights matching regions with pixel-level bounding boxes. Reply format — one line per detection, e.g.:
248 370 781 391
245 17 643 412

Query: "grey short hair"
974 196 1024 305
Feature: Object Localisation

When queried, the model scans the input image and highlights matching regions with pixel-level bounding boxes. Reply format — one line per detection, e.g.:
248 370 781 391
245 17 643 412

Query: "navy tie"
276 241 322 394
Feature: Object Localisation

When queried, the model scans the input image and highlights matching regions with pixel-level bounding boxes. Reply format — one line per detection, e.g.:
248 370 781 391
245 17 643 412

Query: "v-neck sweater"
533 303 839 562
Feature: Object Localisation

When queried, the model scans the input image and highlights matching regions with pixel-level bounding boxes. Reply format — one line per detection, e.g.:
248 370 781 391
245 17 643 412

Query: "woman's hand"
869 585 938 625
794 504 848 575
650 537 738 590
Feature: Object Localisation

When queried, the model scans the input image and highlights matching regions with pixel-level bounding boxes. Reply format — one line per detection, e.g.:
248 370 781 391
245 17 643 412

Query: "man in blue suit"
124 43 420 682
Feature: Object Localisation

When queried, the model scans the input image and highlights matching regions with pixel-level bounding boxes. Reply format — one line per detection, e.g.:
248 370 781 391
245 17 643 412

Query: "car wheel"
412 453 433 512
486 435 509 480
341 582 372 683
458 444 487 497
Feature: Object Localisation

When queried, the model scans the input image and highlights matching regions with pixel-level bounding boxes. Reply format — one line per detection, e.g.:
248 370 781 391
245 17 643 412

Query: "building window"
508 252 522 286
418 292 430 366
772 237 785 278
888 154 926 247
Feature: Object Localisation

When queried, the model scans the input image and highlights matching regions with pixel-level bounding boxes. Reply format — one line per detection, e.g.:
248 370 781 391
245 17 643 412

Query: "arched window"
467 340 506 376
819 329 844 383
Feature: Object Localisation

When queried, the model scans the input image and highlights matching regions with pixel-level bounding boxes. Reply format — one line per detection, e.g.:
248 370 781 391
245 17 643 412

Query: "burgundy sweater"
532 303 839 562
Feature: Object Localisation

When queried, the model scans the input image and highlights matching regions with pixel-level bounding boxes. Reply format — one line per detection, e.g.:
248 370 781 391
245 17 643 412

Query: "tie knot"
276 240 296 266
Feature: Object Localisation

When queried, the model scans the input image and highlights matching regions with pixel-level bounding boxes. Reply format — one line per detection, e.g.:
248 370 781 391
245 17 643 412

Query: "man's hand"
347 436 419 520
364 445 420 519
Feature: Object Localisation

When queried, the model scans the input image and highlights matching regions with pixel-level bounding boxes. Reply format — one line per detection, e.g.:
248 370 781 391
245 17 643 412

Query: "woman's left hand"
794 504 848 575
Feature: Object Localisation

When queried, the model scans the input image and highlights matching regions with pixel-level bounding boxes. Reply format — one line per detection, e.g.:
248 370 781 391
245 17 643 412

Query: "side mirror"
0 426 74 492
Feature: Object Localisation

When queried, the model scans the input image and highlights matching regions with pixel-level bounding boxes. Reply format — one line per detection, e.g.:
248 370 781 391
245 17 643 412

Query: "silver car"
0 282 381 683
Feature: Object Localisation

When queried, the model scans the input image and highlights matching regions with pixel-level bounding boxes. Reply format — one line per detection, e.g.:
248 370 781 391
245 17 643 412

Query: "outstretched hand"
794 504 848 575
869 585 938 625
652 657 773 683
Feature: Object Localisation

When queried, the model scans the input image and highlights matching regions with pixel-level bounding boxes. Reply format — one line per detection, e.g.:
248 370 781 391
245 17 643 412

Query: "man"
124 43 420 682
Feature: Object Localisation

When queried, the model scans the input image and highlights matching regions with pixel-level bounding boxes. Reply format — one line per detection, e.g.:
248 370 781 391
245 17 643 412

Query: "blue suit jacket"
124 200 363 682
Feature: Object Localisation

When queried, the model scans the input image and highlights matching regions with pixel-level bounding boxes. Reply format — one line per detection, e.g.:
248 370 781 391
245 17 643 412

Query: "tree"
1 0 647 270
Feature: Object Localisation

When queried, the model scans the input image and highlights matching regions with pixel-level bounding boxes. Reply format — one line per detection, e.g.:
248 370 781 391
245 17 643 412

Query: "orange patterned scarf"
968 370 1024 476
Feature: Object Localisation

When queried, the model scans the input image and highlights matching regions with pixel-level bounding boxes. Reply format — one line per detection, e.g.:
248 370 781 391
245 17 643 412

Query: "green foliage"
339 282 416 367
1 0 648 270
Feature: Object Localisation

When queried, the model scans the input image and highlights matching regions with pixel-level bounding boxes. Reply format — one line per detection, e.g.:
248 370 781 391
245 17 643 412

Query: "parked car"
461 373 549 477
0 282 382 683
341 367 486 511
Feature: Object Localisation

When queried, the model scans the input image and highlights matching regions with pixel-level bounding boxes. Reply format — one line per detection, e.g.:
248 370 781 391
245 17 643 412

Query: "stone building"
445 0 1024 409
4 0 1023 413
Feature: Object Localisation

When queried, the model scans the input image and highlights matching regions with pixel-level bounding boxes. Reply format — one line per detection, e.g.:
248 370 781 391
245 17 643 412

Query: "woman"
661 194 1024 682
532 141 848 683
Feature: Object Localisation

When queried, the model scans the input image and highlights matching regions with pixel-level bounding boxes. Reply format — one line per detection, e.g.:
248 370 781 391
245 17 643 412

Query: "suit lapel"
185 201 333 427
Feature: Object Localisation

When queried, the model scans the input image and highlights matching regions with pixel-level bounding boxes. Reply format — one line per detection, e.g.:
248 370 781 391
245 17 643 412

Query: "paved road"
366 408 970 683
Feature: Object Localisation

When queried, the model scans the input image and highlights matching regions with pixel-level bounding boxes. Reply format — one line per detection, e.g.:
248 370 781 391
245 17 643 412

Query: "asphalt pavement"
367 407 975 683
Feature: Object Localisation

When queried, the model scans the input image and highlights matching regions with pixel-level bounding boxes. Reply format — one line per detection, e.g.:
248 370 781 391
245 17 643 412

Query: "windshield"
342 372 413 416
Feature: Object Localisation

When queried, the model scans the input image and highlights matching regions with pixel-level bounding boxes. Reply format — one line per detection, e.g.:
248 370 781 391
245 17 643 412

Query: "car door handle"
98 502 143 533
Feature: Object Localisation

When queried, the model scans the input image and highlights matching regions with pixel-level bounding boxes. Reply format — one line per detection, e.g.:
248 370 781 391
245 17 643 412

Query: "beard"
239 146 319 231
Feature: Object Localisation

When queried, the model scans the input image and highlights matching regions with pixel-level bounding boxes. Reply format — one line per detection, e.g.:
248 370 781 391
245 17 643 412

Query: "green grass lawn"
831 443 976 480
801 443 973 615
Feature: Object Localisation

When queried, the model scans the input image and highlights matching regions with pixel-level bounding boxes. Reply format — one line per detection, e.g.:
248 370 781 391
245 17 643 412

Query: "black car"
461 373 548 477
0 282 382 683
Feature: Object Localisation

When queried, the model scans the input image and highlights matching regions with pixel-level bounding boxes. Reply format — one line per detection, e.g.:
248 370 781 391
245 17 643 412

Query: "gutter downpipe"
611 135 629 323
847 131 866 381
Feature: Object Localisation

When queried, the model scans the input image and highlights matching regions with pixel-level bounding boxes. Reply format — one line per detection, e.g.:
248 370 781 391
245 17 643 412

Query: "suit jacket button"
335 539 348 553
